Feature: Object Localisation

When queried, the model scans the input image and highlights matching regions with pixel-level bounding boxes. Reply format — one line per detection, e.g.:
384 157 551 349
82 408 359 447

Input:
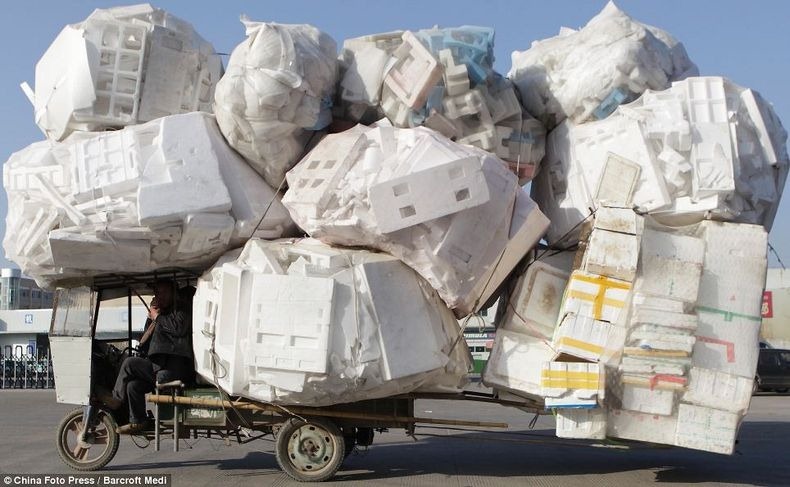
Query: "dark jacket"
146 308 193 360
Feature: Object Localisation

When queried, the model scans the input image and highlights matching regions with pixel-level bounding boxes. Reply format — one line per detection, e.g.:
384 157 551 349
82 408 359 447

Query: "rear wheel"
56 408 120 471
275 417 344 482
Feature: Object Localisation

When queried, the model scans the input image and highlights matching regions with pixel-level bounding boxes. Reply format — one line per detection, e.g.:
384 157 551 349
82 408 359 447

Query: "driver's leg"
112 356 154 405
126 379 153 425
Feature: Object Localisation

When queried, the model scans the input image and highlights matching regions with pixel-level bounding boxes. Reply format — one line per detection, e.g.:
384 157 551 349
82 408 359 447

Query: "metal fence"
1 346 54 389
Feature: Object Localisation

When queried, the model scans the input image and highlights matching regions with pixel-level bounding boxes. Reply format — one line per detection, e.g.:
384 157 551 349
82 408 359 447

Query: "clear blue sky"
1 1 789 268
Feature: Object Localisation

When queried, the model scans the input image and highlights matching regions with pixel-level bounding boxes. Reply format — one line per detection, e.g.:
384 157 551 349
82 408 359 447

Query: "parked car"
755 348 790 393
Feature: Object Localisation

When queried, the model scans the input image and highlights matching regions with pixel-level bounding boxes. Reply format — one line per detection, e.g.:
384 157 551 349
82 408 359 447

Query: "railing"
0 347 55 389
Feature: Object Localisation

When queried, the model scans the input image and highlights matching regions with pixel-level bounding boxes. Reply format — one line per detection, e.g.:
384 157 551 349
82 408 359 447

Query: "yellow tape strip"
567 290 626 319
557 336 604 356
572 272 632 290
540 379 600 389
622 348 689 358
541 369 599 380
568 272 632 319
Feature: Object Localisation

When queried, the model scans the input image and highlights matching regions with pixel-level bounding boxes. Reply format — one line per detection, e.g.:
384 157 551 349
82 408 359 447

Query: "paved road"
0 389 788 486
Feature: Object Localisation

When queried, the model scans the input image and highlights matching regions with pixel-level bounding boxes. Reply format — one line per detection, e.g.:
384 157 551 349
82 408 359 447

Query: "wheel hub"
287 424 335 472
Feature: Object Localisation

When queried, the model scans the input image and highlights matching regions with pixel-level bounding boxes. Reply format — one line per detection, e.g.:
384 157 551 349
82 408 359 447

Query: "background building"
0 268 54 310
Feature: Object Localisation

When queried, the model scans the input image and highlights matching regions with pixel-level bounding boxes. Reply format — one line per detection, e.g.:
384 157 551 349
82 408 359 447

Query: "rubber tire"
776 388 789 393
56 408 120 471
275 417 345 482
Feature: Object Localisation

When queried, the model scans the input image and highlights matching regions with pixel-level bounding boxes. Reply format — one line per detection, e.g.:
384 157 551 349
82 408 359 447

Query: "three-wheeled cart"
50 271 543 482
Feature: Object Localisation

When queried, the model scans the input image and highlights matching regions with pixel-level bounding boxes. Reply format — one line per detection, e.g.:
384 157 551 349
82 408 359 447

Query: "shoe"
116 421 152 435
95 390 122 410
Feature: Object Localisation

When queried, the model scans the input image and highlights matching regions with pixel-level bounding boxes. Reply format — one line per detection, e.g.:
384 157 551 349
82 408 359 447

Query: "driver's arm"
154 310 190 337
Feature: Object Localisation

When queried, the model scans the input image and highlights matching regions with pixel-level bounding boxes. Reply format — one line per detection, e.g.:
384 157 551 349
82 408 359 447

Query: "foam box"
553 313 626 365
541 361 604 408
593 206 644 235
555 408 607 440
621 385 675 416
682 367 753 414
482 329 555 398
636 229 705 303
583 228 640 282
561 270 632 324
675 403 739 455
500 260 570 340
692 310 761 379
607 409 678 446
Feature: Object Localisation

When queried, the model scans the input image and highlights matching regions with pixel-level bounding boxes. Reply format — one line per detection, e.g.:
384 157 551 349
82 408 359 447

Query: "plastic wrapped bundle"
533 76 789 245
214 19 337 188
28 3 222 141
282 124 549 317
192 238 471 406
509 1 697 129
3 112 296 288
338 27 546 182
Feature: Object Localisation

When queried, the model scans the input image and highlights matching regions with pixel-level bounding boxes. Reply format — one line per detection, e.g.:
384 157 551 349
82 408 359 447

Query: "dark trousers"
112 355 193 423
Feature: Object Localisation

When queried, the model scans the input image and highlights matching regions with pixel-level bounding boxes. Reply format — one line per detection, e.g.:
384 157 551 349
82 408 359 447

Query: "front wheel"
275 417 345 482
56 408 120 471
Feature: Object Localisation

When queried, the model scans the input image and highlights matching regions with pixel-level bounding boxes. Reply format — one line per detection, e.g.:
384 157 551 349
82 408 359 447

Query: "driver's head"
152 280 176 310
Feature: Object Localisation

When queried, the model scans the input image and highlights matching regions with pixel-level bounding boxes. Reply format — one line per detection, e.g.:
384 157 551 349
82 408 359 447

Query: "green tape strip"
696 306 762 323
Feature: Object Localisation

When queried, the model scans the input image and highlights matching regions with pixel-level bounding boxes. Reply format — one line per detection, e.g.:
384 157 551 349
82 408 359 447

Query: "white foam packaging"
555 408 607 440
282 125 549 317
509 1 697 129
214 19 337 188
482 329 555 398
192 238 471 406
552 313 626 365
634 229 705 303
560 270 632 324
532 77 789 245
499 260 570 340
606 409 678 446
674 404 739 455
337 27 547 181
582 228 640 282
28 4 222 141
541 361 604 408
3 112 296 288
621 385 675 416
682 367 753 414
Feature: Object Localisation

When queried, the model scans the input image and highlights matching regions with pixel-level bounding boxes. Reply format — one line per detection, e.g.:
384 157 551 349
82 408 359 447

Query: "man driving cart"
105 280 194 434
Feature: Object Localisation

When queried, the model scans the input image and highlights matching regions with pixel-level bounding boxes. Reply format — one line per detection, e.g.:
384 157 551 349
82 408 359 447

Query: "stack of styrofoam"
337 27 546 182
533 76 789 245
3 112 295 288
27 4 222 141
214 19 337 188
508 1 697 130
192 238 471 406
282 124 550 317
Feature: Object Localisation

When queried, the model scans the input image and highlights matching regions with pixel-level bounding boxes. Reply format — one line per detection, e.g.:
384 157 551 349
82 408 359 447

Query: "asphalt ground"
0 388 788 486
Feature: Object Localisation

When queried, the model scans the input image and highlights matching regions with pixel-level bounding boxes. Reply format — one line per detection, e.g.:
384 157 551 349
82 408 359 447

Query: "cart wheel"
56 408 120 471
276 417 345 482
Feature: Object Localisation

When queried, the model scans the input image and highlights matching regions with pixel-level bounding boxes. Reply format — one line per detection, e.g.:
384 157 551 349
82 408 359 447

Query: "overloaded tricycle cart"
50 271 537 482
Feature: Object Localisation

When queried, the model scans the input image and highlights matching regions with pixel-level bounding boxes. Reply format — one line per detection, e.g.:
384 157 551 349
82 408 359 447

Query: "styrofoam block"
692 310 761 379
697 253 767 318
607 409 678 446
621 385 675 416
593 207 644 235
682 367 752 414
690 122 735 198
675 403 739 455
619 356 689 376
630 308 697 332
49 229 151 272
595 153 641 207
631 293 687 314
553 313 626 365
561 270 632 324
740 89 782 166
246 273 334 376
175 213 234 257
697 220 768 259
32 5 221 141
636 229 704 303
482 329 556 398
684 77 728 124
383 31 441 109
341 44 390 104
70 129 140 201
439 49 470 97
5 164 66 193
482 80 522 124
368 157 489 233
137 113 232 226
363 259 447 380
542 362 604 408
443 89 487 120
501 260 570 340
555 408 607 440
583 228 640 282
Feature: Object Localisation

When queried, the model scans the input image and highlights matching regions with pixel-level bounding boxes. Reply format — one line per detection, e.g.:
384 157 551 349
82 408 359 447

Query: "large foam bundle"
509 1 697 129
338 26 546 182
29 3 222 141
282 124 549 317
214 19 337 187
533 77 789 245
3 112 295 288
192 238 470 406
486 207 768 455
